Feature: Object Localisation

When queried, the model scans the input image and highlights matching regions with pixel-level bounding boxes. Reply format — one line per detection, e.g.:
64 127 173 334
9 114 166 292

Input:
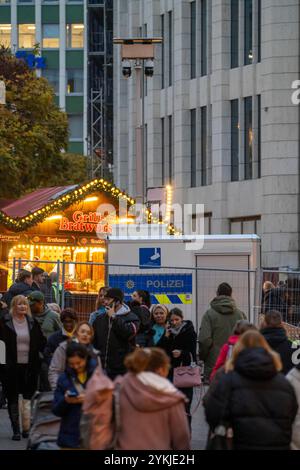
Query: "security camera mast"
113 38 163 206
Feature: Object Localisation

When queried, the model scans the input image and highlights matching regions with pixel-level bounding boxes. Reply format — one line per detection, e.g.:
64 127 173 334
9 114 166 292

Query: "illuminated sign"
58 211 112 234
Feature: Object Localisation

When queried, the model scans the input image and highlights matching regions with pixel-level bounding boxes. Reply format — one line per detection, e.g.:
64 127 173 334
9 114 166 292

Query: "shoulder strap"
110 383 122 449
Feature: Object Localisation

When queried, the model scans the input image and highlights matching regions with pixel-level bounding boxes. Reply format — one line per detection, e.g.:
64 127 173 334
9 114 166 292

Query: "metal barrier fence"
12 258 261 328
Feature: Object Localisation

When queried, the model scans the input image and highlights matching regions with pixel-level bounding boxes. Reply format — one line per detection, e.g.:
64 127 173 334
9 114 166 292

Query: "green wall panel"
0 6 11 23
66 5 84 24
42 5 59 24
42 50 59 69
17 6 35 23
66 50 84 68
68 142 84 154
66 96 83 113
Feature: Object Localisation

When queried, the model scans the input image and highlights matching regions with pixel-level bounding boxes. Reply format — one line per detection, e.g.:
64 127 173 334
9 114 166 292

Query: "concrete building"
0 0 113 172
113 0 300 269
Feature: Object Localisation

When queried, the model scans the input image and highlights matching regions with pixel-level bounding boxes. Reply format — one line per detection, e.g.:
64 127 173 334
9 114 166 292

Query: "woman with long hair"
0 295 45 440
89 286 109 326
146 304 170 348
52 342 96 449
204 330 298 450
48 321 98 391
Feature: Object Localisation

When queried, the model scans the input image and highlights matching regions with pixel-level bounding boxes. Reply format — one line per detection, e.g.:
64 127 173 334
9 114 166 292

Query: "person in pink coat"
210 320 256 382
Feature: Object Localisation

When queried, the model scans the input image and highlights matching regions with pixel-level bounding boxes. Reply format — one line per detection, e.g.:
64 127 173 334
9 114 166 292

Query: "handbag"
173 354 202 388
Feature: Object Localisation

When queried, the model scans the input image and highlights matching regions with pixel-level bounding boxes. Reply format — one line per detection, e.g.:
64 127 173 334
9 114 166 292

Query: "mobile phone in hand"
67 390 78 397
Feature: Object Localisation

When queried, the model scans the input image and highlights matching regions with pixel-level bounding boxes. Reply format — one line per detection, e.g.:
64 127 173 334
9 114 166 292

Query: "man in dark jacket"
261 310 295 374
31 267 45 291
198 282 246 380
93 288 140 379
3 270 34 307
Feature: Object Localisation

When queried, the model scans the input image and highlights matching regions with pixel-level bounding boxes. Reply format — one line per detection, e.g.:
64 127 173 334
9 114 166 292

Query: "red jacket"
210 335 239 382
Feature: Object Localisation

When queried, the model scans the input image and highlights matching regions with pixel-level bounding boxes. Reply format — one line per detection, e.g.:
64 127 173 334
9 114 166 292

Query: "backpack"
80 359 121 450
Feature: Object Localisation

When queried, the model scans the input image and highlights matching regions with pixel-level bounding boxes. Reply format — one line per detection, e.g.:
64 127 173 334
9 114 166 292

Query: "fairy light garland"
0 179 135 232
0 178 177 235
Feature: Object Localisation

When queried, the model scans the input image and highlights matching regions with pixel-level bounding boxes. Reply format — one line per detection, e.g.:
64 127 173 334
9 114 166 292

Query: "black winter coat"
0 314 46 398
93 305 140 378
204 347 298 450
44 329 69 365
128 301 152 347
167 320 197 369
3 281 35 307
261 327 294 375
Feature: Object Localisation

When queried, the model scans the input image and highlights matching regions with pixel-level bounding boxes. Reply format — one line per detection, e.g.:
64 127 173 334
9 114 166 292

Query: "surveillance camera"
144 59 154 77
122 60 131 78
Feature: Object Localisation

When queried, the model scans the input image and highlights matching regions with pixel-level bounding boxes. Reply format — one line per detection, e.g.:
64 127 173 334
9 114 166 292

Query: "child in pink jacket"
210 320 257 382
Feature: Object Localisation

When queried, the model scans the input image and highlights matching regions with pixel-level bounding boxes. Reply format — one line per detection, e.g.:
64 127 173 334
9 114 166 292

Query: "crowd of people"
0 268 300 451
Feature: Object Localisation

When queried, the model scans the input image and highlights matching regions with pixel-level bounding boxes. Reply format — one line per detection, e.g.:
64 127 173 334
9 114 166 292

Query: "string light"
0 178 136 232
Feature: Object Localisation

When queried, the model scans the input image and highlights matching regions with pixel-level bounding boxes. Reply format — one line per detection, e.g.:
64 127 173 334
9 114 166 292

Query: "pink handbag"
173 356 202 388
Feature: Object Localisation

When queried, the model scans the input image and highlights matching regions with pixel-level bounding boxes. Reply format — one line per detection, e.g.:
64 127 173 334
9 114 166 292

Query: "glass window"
0 24 11 48
66 24 84 49
191 1 196 79
168 11 172 87
244 96 253 180
201 106 207 186
0 1 11 4
68 114 83 139
230 221 242 234
18 24 36 49
257 94 261 178
67 69 83 93
42 69 59 94
258 0 261 62
42 24 59 49
244 0 253 65
231 0 239 68
161 15 164 89
161 117 165 184
201 0 207 76
231 99 239 181
191 109 196 187
168 115 173 183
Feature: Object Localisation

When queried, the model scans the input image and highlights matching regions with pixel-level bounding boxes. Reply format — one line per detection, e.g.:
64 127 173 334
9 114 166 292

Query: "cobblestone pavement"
0 388 209 451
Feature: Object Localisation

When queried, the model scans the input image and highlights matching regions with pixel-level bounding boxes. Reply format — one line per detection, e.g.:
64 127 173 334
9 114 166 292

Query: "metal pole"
12 257 16 282
61 260 65 310
135 61 144 205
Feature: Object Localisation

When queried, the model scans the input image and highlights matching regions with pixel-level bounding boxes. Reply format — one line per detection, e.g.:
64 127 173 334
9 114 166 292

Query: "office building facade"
113 0 300 269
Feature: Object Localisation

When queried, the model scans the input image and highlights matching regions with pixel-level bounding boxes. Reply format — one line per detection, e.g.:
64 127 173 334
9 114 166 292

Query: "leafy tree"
0 47 87 198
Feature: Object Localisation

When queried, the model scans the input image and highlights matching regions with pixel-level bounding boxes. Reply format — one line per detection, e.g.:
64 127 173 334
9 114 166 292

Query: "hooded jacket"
33 306 62 339
116 372 190 450
204 348 298 450
210 335 239 382
286 365 300 450
3 281 35 307
261 327 294 375
93 304 140 378
198 296 246 379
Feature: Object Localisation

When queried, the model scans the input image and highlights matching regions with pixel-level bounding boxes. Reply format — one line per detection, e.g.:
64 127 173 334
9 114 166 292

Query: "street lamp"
113 38 162 205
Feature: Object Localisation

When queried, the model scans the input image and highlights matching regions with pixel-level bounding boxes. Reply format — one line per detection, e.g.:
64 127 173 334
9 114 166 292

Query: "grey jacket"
48 339 99 391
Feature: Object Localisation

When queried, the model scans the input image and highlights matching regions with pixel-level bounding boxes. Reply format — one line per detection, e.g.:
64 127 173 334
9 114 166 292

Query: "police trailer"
107 227 261 332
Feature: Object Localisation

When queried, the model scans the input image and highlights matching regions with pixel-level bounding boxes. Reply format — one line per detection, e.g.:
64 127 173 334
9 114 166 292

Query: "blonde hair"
151 304 169 322
225 330 282 373
10 295 31 317
124 347 170 374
